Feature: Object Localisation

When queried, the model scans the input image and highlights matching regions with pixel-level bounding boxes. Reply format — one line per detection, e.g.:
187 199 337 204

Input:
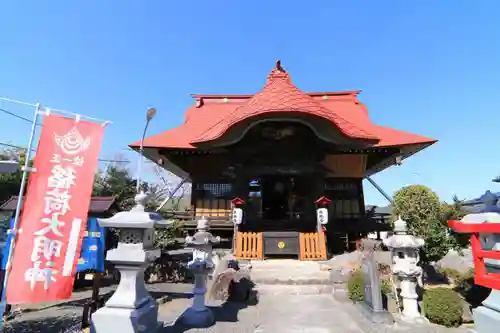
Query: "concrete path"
159 284 471 333
159 285 363 333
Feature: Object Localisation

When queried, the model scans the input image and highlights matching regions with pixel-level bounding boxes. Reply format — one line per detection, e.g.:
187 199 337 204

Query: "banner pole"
0 103 41 328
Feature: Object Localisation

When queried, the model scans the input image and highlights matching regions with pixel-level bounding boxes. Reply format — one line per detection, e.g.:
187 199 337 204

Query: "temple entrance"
244 174 318 259
262 175 290 221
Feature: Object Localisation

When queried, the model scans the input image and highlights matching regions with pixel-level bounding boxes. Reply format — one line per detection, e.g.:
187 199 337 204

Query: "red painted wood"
448 220 500 290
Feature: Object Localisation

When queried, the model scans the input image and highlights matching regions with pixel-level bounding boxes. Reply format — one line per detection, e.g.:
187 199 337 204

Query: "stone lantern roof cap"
98 192 172 229
383 234 425 249
185 231 220 246
383 216 425 249
393 216 407 234
185 217 221 246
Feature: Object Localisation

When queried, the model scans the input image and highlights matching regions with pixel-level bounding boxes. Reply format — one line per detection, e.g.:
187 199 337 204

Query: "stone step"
255 284 333 295
251 276 331 285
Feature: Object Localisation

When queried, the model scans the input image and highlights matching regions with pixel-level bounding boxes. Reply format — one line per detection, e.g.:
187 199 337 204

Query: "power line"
0 106 130 163
0 96 111 124
0 142 130 164
0 108 41 126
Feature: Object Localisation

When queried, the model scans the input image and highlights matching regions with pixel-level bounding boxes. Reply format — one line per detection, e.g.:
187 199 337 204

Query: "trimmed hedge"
422 287 463 327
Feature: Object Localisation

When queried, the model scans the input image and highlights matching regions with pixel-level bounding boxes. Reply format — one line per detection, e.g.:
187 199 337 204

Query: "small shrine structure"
130 61 436 260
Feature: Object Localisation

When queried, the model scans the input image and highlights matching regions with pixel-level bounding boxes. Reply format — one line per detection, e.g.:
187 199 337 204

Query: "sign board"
262 231 299 257
76 217 105 273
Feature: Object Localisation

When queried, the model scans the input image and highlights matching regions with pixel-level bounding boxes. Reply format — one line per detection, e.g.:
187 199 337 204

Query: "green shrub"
347 270 364 302
347 270 394 302
422 287 463 327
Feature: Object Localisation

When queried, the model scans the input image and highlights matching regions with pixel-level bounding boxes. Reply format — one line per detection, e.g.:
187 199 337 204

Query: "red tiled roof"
192 62 377 143
131 61 436 150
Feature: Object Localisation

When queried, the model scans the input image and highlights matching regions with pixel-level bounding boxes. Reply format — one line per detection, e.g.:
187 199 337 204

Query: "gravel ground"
2 307 82 333
1 282 193 333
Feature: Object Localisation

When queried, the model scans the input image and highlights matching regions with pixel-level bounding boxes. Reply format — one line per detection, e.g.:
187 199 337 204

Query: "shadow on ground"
23 289 194 312
2 315 80 333
423 265 449 285
160 286 259 333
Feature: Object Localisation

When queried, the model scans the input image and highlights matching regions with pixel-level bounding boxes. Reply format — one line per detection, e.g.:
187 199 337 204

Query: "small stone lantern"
177 217 220 328
91 193 166 333
383 217 425 321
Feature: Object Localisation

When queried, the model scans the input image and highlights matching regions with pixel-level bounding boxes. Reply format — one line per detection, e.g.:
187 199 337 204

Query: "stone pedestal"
399 277 421 320
179 268 214 327
91 193 167 333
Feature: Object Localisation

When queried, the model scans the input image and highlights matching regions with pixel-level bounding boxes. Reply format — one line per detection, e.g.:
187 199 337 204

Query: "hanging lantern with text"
315 196 332 232
231 197 245 225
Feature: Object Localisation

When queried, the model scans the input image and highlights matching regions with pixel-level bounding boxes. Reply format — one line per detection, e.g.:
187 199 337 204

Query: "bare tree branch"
149 164 191 211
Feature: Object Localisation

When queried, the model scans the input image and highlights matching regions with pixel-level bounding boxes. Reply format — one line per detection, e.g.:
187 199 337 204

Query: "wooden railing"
236 232 263 260
299 232 327 261
195 199 232 218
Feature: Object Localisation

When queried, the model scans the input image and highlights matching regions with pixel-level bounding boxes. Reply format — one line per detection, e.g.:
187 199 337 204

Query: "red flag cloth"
6 114 104 304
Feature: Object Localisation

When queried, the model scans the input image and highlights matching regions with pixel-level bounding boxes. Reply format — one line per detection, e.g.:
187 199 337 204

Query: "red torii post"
448 217 500 332
447 220 500 290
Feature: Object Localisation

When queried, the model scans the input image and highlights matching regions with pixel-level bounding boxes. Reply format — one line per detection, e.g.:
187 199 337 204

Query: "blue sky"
1 1 499 205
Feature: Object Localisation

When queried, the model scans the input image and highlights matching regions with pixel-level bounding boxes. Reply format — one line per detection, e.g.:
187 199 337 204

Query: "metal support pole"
365 176 394 205
136 119 150 193
0 103 41 328
156 176 189 212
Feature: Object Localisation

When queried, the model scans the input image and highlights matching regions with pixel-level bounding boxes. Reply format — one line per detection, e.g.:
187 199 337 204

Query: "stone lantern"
383 217 425 321
177 217 221 328
91 193 167 333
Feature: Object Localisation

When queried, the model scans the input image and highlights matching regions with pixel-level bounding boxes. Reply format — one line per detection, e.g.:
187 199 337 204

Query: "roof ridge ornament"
267 60 290 82
276 60 286 73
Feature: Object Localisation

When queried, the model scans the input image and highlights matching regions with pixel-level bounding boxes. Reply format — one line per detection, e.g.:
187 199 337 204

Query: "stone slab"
473 306 500 333
249 259 331 285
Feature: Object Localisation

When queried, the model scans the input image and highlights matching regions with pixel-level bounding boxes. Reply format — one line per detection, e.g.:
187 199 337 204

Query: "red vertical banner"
6 114 105 304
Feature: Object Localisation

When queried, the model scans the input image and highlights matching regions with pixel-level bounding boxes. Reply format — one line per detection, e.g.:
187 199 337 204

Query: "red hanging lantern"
231 197 245 207
314 196 332 207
